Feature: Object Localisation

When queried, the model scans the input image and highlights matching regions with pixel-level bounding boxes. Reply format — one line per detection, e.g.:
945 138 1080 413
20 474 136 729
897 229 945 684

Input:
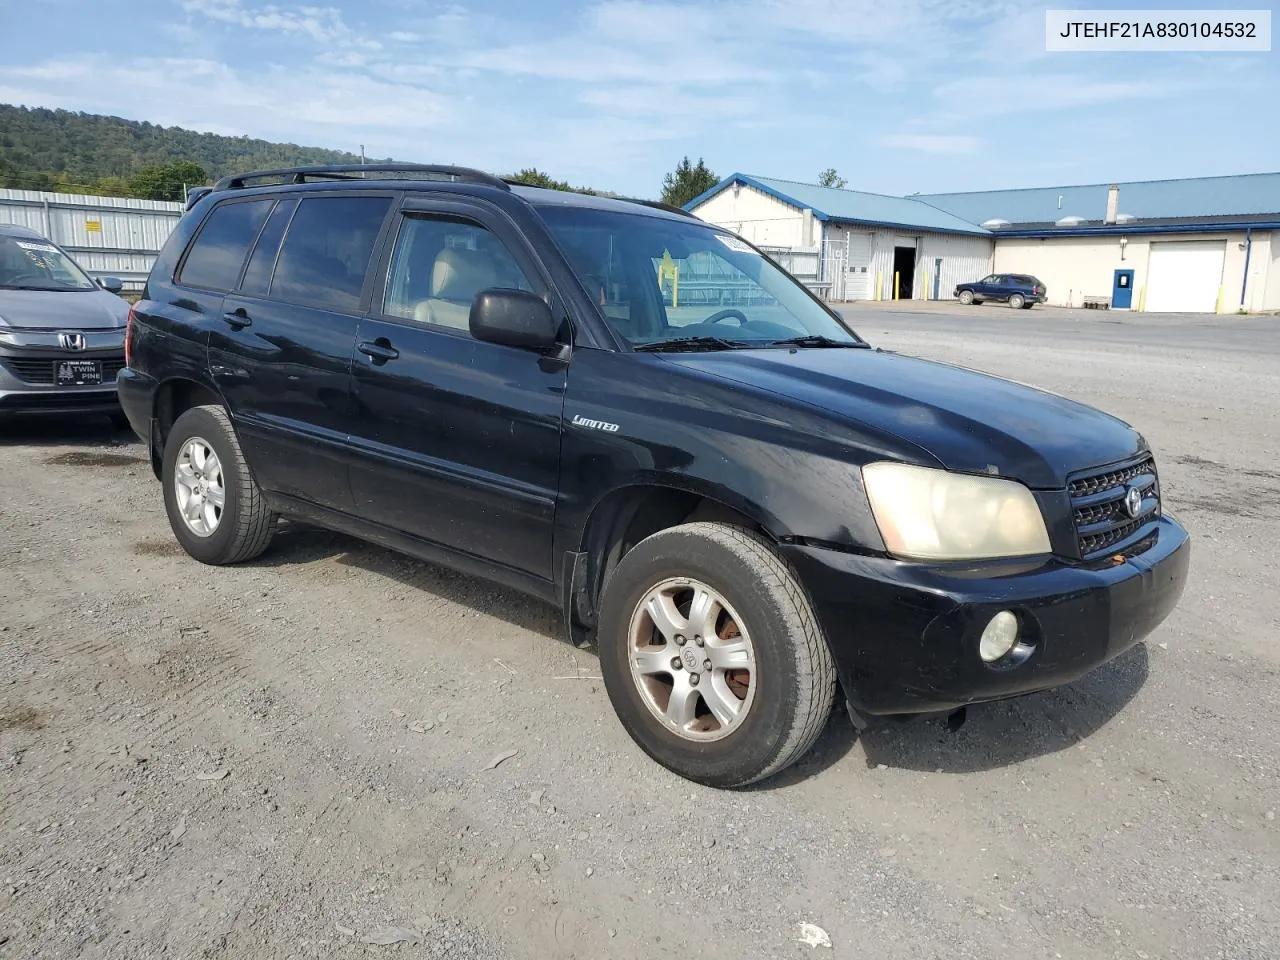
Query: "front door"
1112 268 1135 309
346 200 567 580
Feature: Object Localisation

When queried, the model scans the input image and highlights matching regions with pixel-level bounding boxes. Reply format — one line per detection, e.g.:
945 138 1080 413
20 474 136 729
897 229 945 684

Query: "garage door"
1145 240 1225 313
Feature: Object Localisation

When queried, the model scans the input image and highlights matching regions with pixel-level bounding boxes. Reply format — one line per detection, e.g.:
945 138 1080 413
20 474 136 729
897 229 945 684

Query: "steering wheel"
704 308 749 326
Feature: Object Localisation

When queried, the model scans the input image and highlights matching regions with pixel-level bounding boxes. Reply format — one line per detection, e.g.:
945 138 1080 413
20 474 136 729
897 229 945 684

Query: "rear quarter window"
178 199 273 291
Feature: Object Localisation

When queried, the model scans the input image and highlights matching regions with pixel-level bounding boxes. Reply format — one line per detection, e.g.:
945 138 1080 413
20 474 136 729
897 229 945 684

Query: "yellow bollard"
894 272 900 301
1215 286 1223 314
1137 286 1146 312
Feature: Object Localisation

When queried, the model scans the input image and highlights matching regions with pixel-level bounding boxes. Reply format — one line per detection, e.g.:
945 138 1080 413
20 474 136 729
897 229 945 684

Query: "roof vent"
981 218 1011 229
1115 213 1137 224
1056 215 1085 227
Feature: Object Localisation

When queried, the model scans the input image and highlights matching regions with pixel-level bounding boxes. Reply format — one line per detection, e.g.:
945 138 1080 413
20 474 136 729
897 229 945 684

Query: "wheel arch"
563 480 775 644
147 377 225 479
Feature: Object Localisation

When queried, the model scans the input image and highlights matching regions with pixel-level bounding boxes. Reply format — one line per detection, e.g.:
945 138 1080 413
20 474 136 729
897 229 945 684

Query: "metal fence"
0 189 183 291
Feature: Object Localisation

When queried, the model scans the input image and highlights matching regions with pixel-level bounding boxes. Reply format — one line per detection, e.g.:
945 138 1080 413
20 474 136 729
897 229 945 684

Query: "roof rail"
211 163 511 192
620 197 700 219
185 185 214 210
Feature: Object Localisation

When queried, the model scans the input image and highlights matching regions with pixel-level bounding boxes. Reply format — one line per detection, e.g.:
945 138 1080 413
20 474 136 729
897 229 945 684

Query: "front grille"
1 356 125 385
1069 454 1160 558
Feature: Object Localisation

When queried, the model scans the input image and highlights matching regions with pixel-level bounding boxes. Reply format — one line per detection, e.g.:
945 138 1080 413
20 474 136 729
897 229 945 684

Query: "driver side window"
382 216 533 334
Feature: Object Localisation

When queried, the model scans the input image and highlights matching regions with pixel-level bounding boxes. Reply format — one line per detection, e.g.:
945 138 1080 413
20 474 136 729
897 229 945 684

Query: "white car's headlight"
862 462 1050 561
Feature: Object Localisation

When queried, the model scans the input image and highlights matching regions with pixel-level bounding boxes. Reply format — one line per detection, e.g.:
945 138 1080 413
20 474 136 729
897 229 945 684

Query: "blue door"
1112 269 1134 309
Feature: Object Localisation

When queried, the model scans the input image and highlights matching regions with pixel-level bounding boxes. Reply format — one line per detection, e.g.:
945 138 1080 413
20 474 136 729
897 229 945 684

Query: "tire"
161 404 276 565
958 290 974 305
1022 302 1035 310
597 521 837 788
1008 293 1025 309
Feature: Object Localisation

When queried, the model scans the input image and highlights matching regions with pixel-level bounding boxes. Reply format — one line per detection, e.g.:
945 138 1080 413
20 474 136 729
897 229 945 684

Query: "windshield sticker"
16 241 58 253
715 235 754 254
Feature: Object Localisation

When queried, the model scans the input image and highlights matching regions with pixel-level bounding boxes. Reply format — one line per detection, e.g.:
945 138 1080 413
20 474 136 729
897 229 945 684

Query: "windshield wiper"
634 336 746 353
768 335 868 349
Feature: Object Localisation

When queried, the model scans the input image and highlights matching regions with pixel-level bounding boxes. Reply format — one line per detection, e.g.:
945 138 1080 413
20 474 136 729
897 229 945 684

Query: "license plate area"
55 360 102 386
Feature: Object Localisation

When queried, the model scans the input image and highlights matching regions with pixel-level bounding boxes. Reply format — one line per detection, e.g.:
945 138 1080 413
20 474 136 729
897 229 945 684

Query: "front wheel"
1008 293 1026 309
161 404 276 565
958 290 974 305
597 522 837 788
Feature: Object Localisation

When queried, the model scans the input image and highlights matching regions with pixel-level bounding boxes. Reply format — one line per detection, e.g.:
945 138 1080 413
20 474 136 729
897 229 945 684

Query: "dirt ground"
2 308 1278 959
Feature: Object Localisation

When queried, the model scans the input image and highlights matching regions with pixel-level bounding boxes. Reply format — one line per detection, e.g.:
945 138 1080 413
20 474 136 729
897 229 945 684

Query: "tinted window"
382 216 533 332
270 196 391 311
240 198 297 296
179 200 272 291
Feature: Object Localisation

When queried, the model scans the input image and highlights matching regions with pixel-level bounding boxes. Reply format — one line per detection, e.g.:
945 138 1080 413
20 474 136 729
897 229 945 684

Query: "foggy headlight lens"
862 462 1051 561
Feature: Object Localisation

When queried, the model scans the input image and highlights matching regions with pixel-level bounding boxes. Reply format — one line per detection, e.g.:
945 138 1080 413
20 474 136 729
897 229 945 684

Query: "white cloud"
877 133 983 154
0 56 449 141
182 0 350 43
933 74 1182 116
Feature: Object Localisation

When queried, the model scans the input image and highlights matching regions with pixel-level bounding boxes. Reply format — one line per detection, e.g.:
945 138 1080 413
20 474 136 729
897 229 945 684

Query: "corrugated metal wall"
0 189 183 290
818 225 991 301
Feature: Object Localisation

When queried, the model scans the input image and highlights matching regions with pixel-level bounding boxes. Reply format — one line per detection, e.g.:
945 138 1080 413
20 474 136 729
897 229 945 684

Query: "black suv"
120 164 1190 787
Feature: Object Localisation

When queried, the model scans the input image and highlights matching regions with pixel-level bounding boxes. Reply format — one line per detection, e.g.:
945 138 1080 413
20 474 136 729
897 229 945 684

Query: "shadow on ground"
0 413 135 449
756 643 1150 787
257 520 564 641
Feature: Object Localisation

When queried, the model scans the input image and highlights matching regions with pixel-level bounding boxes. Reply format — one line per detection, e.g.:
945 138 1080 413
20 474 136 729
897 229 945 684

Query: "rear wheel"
597 522 837 788
958 290 974 305
1008 293 1026 309
161 404 276 565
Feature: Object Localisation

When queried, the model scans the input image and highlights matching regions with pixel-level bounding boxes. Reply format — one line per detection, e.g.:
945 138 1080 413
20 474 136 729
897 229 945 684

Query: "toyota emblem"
1124 486 1143 518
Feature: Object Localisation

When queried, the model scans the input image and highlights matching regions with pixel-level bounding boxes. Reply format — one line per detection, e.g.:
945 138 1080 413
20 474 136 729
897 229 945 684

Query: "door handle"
358 339 399 363
221 308 252 329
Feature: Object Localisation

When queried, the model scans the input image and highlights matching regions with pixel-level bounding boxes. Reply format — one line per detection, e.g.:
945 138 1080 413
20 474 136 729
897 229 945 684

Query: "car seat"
414 247 502 330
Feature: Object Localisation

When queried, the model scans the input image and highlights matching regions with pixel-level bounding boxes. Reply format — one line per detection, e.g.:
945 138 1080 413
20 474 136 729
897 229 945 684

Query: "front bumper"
784 515 1190 716
0 329 125 416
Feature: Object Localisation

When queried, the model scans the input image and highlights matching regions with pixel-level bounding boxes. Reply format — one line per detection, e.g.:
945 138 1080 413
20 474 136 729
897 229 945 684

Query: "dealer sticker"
16 241 58 252
716 235 754 254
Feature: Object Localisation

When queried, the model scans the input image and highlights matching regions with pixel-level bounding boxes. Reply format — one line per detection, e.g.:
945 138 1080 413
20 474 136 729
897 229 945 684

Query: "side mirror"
99 276 124 294
470 289 558 351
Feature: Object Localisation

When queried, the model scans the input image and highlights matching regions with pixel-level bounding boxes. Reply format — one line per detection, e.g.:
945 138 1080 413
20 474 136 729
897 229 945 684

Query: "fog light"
979 611 1019 663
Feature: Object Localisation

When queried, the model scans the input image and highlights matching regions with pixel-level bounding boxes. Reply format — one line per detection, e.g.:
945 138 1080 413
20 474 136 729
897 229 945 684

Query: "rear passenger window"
270 196 391 312
382 217 533 332
240 198 297 297
179 200 272 291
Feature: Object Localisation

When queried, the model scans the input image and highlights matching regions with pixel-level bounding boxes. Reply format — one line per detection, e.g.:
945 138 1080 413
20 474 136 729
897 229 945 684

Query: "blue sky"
0 0 1275 197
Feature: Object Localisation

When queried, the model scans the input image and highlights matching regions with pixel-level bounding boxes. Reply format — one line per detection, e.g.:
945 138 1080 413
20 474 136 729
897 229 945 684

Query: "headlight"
862 462 1050 561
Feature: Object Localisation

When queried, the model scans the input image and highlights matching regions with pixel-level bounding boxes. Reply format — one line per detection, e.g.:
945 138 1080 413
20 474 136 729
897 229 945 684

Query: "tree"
127 160 209 201
817 168 847 189
506 167 574 192
660 156 718 208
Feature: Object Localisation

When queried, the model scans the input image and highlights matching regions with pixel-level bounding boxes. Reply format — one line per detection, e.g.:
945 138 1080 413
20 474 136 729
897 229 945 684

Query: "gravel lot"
2 305 1278 959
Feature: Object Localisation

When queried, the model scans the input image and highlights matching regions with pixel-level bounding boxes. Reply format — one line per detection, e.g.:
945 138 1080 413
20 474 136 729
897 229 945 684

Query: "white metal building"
688 172 1280 313
0 188 184 290
918 174 1280 313
686 175 992 303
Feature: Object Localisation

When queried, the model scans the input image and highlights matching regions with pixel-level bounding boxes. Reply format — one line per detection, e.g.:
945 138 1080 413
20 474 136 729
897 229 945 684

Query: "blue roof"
917 172 1280 226
685 174 991 236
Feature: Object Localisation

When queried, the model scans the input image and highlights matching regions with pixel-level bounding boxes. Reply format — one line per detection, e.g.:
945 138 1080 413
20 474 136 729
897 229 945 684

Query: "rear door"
346 197 568 580
210 191 395 511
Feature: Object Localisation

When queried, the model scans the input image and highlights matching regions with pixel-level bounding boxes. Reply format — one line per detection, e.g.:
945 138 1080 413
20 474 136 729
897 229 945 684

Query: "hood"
661 347 1144 489
0 288 129 330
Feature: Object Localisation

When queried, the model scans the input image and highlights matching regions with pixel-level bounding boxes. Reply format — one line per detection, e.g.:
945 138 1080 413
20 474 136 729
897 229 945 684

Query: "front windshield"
536 206 863 348
0 235 96 291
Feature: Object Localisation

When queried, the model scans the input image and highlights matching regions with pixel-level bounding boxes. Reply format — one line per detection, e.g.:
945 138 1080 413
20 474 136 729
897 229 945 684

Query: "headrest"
431 247 501 301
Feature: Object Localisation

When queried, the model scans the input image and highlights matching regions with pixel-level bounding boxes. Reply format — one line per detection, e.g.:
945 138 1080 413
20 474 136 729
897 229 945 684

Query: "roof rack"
210 163 511 193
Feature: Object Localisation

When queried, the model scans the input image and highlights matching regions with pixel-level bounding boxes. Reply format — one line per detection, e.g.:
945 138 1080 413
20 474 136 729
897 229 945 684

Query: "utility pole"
360 145 366 165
